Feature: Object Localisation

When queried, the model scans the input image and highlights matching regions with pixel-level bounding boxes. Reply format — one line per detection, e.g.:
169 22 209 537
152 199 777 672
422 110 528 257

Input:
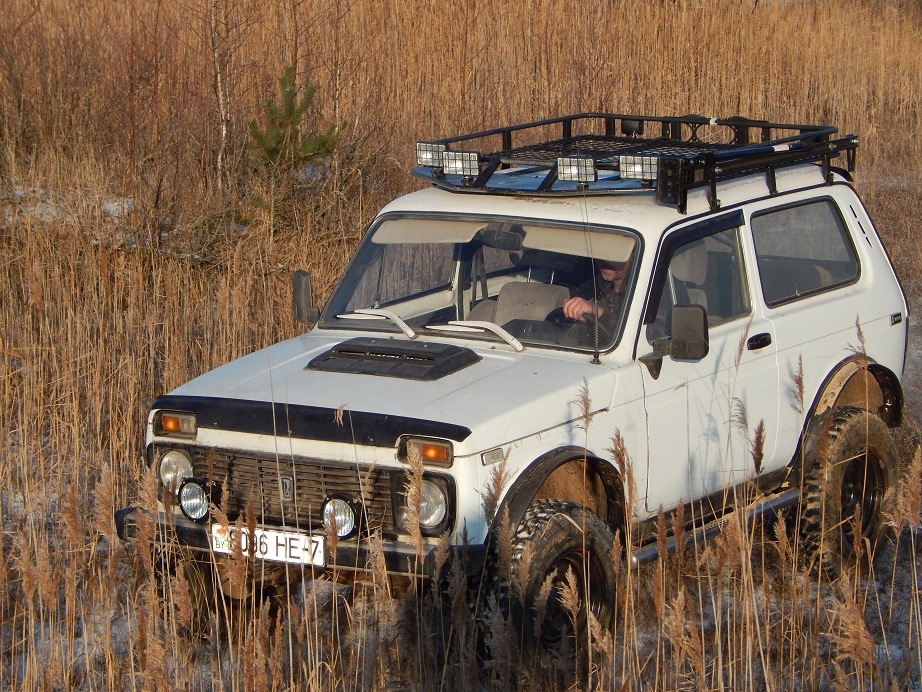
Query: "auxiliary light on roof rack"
412 112 859 213
442 150 479 178
415 142 447 169
557 156 597 183
415 143 481 181
618 155 658 181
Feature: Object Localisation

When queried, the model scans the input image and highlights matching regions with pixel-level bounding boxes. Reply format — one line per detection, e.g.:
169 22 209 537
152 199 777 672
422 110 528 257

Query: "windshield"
321 214 639 351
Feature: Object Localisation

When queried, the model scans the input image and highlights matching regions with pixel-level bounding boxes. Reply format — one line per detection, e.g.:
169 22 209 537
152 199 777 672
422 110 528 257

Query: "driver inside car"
561 253 635 322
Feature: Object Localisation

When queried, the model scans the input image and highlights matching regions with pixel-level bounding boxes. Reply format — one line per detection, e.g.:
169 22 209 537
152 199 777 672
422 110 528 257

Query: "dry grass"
3 0 922 227
2 0 922 689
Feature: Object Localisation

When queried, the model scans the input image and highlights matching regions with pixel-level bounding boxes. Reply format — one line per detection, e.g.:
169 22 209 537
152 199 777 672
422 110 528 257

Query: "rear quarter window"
750 198 859 307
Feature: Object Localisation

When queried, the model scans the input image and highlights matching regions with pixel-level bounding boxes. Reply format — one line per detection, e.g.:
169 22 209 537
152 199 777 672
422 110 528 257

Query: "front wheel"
506 499 617 674
800 406 896 575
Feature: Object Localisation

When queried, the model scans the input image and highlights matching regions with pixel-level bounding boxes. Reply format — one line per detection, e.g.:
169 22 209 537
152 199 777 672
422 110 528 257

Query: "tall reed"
1 1 921 689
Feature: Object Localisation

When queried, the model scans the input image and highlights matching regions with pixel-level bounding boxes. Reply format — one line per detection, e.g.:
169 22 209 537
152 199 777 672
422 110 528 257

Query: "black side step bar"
630 487 800 565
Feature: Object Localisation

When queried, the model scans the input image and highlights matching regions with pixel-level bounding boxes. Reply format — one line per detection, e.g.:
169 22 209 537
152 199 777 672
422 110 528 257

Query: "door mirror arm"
639 338 671 379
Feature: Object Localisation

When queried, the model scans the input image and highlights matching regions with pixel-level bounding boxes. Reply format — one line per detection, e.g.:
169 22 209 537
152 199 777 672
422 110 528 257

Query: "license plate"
210 524 325 566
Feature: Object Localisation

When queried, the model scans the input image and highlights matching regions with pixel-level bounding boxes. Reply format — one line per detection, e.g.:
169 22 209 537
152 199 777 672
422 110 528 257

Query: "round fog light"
322 498 356 538
178 479 210 522
419 479 447 528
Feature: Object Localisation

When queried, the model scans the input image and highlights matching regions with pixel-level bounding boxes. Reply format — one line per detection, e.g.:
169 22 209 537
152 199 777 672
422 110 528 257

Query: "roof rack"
412 112 858 213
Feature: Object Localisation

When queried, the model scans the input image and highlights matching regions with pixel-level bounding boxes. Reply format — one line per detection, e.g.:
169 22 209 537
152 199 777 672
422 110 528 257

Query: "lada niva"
117 113 908 656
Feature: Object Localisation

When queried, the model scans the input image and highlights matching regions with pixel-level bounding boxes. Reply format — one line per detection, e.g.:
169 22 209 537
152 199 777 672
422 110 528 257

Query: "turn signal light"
399 437 453 467
154 411 197 437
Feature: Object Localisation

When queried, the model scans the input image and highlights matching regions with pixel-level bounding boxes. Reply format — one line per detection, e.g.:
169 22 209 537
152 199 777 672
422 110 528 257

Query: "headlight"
322 497 357 538
159 449 193 495
418 479 447 528
391 472 453 535
178 478 210 522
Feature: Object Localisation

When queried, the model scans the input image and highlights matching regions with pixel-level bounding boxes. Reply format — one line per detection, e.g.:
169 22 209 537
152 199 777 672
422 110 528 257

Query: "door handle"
747 332 773 350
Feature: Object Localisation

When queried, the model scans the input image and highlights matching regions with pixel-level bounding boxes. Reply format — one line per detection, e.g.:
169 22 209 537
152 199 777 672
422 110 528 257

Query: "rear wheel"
800 406 896 575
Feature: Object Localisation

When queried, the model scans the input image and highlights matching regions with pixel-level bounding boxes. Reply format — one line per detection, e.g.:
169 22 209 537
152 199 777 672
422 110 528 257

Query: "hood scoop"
306 337 481 381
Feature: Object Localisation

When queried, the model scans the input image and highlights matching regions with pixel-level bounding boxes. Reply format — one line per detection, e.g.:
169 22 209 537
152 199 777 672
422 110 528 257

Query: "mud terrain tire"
800 406 896 575
505 499 617 673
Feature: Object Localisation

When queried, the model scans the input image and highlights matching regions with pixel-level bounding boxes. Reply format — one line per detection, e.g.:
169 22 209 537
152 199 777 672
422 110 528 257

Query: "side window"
648 227 750 342
750 199 859 307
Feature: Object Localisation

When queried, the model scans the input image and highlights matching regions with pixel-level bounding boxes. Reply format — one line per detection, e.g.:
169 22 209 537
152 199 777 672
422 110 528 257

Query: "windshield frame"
319 211 643 354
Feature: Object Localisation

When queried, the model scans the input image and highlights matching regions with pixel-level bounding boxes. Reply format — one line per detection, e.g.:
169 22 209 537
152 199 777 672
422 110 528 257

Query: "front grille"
186 447 398 535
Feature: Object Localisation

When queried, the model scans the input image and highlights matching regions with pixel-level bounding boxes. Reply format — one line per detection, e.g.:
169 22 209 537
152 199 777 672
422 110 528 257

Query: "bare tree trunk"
209 0 230 191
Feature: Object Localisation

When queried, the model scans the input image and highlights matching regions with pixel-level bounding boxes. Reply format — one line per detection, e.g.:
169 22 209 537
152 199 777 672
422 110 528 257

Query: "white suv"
116 113 908 654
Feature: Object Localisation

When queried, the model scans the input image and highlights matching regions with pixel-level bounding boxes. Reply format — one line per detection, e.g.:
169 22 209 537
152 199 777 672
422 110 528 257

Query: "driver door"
637 213 781 511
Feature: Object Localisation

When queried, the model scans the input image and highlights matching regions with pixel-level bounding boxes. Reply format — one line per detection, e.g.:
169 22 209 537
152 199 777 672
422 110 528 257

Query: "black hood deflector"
151 395 471 445
306 337 481 381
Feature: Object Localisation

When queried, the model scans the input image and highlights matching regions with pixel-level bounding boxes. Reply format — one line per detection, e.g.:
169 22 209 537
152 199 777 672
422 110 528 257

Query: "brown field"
2 0 922 689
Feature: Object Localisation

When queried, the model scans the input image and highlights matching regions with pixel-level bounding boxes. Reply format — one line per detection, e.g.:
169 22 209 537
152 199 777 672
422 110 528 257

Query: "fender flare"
792 355 903 481
866 362 903 427
495 445 625 537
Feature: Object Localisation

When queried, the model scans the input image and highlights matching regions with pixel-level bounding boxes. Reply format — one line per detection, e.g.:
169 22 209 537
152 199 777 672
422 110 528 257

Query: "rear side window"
750 199 859 307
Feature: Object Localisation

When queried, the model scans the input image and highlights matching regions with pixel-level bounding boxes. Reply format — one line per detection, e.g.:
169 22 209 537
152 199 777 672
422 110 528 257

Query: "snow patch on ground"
1 187 132 226
0 186 247 262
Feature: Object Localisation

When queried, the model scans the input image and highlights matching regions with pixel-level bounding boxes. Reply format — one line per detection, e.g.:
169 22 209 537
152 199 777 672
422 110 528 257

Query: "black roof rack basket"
412 112 858 213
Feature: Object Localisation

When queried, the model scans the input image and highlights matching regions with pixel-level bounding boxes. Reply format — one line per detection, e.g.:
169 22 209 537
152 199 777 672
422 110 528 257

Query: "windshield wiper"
336 308 417 339
425 320 524 352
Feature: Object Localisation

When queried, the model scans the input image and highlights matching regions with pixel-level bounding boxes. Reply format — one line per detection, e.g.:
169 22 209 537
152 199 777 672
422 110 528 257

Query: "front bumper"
114 507 485 579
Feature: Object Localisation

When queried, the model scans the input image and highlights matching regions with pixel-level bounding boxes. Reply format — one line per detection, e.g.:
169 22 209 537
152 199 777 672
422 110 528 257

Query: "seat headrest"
671 241 707 285
494 281 570 325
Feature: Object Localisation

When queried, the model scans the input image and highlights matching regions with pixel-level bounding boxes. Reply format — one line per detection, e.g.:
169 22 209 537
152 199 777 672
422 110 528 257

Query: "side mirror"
671 304 709 360
293 270 320 325
639 304 709 379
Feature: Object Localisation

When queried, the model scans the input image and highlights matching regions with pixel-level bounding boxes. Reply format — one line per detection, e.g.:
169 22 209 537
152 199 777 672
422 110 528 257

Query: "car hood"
168 331 618 454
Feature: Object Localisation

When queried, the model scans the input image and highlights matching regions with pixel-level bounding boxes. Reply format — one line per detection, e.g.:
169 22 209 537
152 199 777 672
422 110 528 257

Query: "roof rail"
412 112 858 213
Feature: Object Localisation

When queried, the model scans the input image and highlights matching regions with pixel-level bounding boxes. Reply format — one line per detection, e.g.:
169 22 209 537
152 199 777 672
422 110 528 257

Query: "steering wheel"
545 307 595 324
545 307 573 323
